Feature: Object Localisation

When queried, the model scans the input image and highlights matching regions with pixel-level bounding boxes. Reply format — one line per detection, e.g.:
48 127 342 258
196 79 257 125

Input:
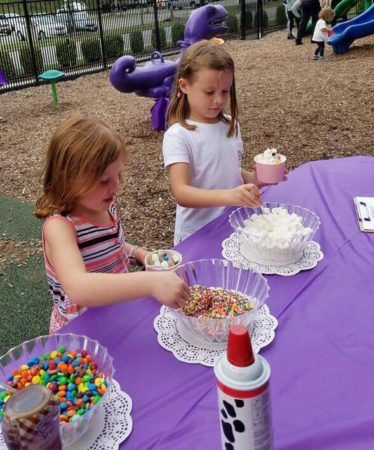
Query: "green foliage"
171 21 185 45
56 39 77 68
0 50 15 80
226 14 239 34
104 33 124 59
130 29 144 55
19 45 43 76
152 26 167 50
254 10 269 29
276 5 288 26
81 38 102 63
245 10 253 29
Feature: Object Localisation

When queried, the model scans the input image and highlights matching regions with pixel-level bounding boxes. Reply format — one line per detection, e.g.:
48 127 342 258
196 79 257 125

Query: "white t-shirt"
163 120 244 244
313 19 328 42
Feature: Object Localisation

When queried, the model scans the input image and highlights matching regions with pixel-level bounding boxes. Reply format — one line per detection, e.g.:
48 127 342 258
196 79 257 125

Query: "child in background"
312 7 335 60
163 40 263 245
35 114 189 332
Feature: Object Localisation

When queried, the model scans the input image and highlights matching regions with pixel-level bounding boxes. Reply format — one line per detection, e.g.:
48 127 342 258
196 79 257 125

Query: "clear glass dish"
170 259 269 343
229 203 320 264
0 333 114 446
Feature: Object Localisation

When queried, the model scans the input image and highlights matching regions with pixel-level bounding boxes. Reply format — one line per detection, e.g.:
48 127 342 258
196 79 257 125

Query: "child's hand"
229 184 262 208
251 165 288 188
152 272 190 309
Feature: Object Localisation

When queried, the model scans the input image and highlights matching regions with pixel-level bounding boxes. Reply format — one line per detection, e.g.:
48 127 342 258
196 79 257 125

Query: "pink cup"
254 154 286 184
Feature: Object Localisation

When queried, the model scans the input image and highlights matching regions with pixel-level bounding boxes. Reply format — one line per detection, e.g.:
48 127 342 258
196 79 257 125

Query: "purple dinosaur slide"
110 5 228 130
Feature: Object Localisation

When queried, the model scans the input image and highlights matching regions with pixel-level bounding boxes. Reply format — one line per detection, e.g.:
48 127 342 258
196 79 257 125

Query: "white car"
13 14 67 40
0 15 12 35
32 14 68 39
56 9 98 32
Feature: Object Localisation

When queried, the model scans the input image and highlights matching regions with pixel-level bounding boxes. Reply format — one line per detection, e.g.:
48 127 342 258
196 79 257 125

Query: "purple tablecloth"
63 156 374 450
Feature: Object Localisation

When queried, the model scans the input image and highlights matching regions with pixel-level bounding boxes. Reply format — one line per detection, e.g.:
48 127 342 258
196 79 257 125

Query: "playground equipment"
328 4 374 53
306 0 360 32
110 5 228 131
39 69 66 110
0 68 8 87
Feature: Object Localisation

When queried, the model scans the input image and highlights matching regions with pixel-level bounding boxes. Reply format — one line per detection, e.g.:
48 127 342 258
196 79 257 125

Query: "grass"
0 194 50 356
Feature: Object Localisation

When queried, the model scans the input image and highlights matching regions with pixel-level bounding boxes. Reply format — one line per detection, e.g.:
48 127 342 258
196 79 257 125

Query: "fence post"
257 0 263 38
96 0 107 69
152 0 161 51
21 0 39 83
240 0 246 40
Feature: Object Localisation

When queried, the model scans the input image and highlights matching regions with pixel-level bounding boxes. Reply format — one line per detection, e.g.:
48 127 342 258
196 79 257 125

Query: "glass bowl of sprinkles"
171 259 269 343
0 333 114 446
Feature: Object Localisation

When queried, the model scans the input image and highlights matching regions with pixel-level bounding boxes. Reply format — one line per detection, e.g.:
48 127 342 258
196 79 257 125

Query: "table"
63 156 374 450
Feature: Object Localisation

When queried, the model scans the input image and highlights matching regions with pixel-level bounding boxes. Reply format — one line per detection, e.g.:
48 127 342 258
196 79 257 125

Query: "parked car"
1 13 21 32
32 14 68 39
167 0 202 9
56 9 98 32
0 15 12 35
13 14 67 41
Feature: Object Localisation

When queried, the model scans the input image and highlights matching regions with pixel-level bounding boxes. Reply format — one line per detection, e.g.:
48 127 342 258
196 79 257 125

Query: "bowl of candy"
0 333 114 446
145 249 182 271
229 202 320 265
169 259 269 343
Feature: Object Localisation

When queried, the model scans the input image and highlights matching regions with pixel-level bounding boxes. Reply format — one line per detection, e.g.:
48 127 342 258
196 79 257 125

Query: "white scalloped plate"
154 305 278 367
222 232 324 276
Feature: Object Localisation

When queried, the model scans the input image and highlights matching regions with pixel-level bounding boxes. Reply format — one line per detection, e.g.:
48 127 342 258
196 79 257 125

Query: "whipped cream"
255 148 285 165
241 207 312 250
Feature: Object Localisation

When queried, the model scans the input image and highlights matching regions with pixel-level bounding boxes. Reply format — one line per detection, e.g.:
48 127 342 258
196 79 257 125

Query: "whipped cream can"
214 325 273 450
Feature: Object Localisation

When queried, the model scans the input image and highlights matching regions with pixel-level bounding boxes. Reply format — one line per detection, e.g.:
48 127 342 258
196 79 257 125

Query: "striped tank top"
42 203 129 333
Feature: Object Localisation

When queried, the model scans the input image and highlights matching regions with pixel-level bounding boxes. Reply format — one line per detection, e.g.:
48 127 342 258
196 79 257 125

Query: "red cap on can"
227 325 255 367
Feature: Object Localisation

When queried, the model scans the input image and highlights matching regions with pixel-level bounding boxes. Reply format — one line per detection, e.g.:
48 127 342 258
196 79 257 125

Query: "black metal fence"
0 0 365 92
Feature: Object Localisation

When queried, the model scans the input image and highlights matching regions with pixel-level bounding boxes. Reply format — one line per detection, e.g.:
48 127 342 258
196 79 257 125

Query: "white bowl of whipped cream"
229 203 320 265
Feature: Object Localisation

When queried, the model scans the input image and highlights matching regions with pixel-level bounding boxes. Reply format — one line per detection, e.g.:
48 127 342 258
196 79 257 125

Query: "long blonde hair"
167 40 239 137
35 113 127 219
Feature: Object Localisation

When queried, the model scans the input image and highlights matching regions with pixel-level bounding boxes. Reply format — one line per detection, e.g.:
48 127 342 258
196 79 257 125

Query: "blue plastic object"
328 4 374 53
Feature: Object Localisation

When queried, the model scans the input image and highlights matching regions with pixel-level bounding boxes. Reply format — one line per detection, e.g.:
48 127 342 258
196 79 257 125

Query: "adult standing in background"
295 0 321 45
286 0 301 39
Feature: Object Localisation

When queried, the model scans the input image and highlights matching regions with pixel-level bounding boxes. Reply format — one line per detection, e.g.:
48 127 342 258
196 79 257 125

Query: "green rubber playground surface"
0 194 50 356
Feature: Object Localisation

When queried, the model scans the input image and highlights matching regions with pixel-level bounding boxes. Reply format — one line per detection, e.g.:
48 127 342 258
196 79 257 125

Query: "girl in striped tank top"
35 114 189 333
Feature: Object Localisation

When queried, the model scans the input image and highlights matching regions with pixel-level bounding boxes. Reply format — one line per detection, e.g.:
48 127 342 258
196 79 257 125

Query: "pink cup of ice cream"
254 148 286 184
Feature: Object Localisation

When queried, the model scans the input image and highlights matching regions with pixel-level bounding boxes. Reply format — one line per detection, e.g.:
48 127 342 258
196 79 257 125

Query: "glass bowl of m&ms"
0 333 114 446
170 259 269 343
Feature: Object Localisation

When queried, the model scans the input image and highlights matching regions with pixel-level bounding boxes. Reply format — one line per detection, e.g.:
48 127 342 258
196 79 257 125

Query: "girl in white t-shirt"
162 40 263 245
312 7 335 60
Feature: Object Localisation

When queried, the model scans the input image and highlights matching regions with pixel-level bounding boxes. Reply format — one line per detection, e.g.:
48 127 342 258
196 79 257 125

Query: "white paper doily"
222 232 324 276
0 379 132 450
154 305 278 367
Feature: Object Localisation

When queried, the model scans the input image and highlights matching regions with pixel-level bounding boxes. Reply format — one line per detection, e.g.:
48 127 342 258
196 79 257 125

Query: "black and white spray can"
214 324 273 450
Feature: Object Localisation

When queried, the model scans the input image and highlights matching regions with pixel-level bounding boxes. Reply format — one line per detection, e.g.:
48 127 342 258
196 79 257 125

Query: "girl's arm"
44 219 190 309
241 169 258 185
125 243 149 265
169 163 261 208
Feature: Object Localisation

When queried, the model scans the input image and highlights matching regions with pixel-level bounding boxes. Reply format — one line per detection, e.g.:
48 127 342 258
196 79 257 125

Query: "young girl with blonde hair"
35 114 189 332
163 40 262 245
312 7 335 60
